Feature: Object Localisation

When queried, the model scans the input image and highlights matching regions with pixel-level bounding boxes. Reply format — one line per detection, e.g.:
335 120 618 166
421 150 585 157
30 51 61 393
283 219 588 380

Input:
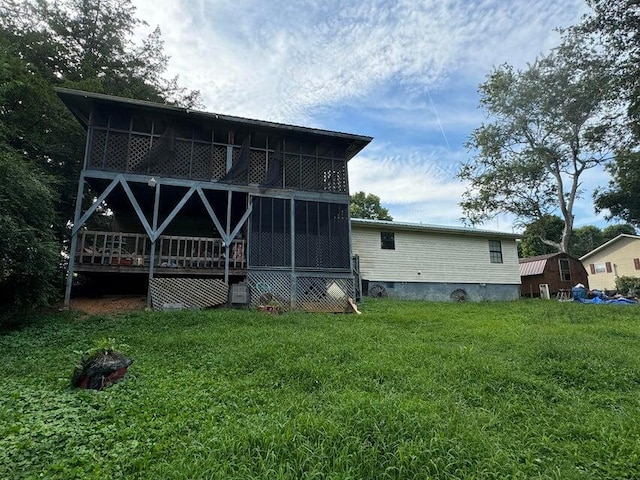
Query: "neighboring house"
519 253 589 298
579 234 640 290
58 88 372 311
350 218 521 301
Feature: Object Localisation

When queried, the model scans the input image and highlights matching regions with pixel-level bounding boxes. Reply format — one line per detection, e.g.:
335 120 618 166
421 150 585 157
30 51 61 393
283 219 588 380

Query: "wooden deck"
75 231 246 274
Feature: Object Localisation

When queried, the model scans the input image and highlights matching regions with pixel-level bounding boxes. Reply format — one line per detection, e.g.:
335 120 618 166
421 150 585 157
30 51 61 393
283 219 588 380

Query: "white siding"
581 237 640 290
352 226 520 284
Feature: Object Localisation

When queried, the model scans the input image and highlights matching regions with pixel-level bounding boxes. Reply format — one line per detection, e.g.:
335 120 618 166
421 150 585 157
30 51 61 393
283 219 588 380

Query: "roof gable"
579 234 640 261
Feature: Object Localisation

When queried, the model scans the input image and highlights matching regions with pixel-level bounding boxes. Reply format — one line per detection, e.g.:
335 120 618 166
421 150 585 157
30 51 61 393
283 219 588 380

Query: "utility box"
230 283 250 306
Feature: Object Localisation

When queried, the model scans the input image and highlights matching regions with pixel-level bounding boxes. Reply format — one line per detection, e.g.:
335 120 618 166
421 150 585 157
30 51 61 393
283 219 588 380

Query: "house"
519 252 589 298
350 218 521 301
579 234 640 290
57 88 372 311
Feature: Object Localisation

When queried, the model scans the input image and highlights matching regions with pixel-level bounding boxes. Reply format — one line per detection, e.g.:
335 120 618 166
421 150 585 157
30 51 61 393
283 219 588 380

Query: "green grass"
1 299 640 479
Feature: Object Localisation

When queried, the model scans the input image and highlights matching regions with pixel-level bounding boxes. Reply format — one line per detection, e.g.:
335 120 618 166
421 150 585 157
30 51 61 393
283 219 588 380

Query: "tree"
350 192 393 221
576 1 640 135
0 0 201 309
518 215 564 258
602 223 636 239
570 225 604 258
0 150 59 313
594 152 640 228
459 38 618 252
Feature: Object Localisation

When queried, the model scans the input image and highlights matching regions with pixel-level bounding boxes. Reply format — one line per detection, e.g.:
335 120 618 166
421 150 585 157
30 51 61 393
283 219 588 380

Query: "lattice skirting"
296 276 353 312
247 272 353 312
247 272 292 312
149 278 228 311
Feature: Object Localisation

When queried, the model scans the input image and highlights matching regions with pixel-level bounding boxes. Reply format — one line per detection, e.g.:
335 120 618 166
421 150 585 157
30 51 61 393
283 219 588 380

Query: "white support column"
64 174 86 307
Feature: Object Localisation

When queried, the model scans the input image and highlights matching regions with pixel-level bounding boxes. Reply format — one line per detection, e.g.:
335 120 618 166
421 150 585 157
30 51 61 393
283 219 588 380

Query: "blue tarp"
574 296 637 305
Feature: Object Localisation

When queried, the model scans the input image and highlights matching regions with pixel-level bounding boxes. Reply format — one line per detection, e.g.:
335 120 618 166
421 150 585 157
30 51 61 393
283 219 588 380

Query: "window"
594 263 606 273
559 258 571 281
381 232 395 250
489 240 503 263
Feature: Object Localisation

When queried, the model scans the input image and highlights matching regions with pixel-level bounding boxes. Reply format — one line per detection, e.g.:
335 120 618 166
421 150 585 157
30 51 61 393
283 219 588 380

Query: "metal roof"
350 218 522 239
579 234 640 261
54 88 373 160
519 259 548 276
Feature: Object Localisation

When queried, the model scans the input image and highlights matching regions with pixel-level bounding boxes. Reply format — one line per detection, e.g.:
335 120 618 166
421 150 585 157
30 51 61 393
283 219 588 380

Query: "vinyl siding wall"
582 237 640 290
352 226 520 285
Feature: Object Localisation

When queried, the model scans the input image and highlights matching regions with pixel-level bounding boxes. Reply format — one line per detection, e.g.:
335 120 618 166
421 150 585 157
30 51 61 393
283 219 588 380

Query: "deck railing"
76 231 246 270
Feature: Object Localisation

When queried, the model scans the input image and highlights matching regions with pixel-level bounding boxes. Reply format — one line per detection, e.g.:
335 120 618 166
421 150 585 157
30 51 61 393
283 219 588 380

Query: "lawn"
1 299 639 479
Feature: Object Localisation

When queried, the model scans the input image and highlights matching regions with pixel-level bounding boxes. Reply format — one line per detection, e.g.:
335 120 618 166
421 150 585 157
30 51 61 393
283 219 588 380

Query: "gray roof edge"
350 218 522 239
579 233 640 261
54 87 373 144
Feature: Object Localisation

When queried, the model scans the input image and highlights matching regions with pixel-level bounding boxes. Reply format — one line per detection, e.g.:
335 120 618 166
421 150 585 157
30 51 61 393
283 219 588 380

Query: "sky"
132 0 597 232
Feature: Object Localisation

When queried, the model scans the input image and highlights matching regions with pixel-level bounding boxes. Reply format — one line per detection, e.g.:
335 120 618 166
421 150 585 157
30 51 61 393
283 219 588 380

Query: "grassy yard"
1 299 639 479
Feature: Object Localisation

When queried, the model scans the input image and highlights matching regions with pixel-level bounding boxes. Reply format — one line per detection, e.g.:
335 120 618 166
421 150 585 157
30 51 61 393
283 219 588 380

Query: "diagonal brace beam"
153 186 196 241
197 187 228 241
72 175 122 236
228 202 253 242
120 179 155 239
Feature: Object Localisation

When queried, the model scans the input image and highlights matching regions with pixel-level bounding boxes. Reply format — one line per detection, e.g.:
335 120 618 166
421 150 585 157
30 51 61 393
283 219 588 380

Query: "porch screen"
249 197 291 267
295 200 350 269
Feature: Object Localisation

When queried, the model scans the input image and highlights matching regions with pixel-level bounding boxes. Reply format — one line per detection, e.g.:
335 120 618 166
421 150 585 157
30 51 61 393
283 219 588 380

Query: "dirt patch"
69 296 147 315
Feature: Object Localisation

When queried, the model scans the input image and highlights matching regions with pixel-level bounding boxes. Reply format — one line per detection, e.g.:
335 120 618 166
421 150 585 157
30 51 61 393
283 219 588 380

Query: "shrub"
0 150 60 316
615 276 640 296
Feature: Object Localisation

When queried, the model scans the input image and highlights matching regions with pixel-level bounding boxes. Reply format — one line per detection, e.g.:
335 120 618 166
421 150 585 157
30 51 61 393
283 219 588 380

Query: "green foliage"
570 225 604 258
518 215 564 257
76 337 130 360
460 34 619 253
0 0 202 313
0 150 60 312
350 191 393 220
2 302 640 478
615 276 640 296
577 1 640 136
519 216 637 258
595 152 640 228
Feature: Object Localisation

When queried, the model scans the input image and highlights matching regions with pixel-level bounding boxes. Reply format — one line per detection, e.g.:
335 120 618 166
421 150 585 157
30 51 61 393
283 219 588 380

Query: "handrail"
76 230 246 269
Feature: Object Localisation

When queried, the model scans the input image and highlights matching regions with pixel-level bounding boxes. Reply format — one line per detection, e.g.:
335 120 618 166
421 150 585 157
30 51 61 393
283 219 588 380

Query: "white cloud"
133 0 584 122
129 0 604 231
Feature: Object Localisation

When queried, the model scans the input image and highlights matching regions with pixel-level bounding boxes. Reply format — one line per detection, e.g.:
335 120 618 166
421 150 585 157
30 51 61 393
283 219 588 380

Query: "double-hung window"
489 240 503 263
381 232 395 250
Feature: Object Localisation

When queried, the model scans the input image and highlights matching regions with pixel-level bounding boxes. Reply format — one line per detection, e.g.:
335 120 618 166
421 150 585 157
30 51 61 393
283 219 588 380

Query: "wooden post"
64 175 86 307
147 183 161 308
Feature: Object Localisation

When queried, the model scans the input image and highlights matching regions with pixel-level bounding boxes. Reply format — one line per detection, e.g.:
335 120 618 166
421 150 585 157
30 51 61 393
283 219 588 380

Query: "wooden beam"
65 174 86 306
196 187 227 241
152 186 196 241
81 169 350 204
120 178 155 239
229 202 253 242
71 175 121 235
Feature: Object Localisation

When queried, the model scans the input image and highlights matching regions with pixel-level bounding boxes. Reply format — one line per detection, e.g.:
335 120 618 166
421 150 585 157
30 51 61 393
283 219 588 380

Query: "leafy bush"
0 150 60 316
615 276 640 296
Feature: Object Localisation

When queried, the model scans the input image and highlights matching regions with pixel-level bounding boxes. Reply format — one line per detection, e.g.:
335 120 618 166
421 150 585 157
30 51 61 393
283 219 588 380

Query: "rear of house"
351 219 521 301
580 234 640 290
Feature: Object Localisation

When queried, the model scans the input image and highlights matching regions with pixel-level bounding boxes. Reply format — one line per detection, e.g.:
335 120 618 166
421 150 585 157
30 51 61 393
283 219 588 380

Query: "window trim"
558 258 571 281
381 231 395 250
489 239 503 264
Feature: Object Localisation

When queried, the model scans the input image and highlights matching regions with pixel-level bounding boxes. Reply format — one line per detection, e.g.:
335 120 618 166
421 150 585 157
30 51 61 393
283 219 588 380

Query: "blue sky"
133 0 598 232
